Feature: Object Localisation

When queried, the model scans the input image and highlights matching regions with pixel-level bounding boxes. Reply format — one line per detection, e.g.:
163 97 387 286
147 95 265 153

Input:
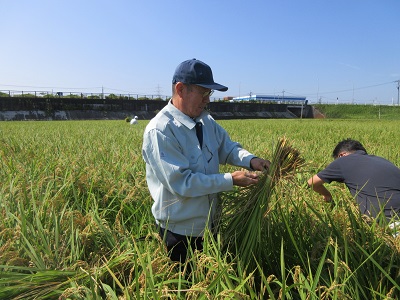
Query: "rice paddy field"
1 118 400 299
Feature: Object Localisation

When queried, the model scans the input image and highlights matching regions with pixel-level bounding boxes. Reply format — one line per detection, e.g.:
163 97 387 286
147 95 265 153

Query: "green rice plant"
268 185 400 298
0 266 77 300
219 137 305 273
1 119 400 298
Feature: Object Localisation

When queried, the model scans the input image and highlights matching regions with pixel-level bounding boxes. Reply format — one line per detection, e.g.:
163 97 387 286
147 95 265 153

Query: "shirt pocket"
204 144 216 164
187 145 202 166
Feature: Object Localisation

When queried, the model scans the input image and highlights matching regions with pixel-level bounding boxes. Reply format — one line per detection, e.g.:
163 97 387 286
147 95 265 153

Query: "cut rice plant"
219 137 305 272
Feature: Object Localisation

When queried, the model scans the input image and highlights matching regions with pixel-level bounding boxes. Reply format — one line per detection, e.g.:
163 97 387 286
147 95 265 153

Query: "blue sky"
1 0 399 104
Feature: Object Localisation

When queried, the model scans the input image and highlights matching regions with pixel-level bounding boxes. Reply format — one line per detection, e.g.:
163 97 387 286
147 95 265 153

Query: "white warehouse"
232 94 307 104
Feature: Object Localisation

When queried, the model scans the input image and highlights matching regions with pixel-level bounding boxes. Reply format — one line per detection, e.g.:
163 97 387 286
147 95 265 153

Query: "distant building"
232 94 306 104
223 96 234 101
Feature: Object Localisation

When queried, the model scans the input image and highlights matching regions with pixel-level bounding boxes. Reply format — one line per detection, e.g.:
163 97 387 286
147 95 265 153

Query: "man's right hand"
232 170 259 187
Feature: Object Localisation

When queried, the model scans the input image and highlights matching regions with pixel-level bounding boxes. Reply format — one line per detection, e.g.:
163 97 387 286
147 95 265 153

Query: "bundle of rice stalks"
219 137 305 271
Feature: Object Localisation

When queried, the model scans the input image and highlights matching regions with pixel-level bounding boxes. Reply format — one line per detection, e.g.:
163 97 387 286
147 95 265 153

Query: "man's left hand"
250 157 271 172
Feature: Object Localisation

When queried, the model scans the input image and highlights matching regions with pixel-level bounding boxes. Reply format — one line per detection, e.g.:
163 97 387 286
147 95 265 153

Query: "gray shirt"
318 150 400 219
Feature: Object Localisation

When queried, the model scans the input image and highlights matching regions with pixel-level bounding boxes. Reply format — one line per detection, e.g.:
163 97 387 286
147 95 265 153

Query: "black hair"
332 138 367 158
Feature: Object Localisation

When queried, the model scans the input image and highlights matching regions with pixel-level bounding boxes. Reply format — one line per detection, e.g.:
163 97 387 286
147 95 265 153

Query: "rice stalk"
220 137 305 272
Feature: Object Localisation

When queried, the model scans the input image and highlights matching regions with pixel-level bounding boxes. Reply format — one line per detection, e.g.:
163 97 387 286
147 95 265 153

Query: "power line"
293 81 394 97
252 81 395 99
0 84 143 95
103 87 140 94
0 84 102 90
1 80 397 102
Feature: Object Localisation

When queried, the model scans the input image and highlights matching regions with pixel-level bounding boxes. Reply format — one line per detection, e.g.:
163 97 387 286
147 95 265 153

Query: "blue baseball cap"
172 59 228 92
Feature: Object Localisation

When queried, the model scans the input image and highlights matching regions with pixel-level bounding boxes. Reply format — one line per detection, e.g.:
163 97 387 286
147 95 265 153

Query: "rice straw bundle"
219 137 305 271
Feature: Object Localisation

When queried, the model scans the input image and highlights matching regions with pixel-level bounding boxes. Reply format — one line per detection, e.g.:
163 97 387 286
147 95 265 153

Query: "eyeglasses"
184 84 214 98
201 89 214 98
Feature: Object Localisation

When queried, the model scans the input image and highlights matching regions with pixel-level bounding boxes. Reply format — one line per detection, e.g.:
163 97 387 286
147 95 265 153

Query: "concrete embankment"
0 97 315 121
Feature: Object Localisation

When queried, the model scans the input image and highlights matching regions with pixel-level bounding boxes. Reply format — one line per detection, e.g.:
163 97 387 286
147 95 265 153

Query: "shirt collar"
167 99 208 129
167 100 196 129
353 150 367 155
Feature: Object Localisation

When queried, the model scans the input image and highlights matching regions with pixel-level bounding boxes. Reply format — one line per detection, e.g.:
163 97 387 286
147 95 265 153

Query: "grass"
314 104 400 120
1 119 400 299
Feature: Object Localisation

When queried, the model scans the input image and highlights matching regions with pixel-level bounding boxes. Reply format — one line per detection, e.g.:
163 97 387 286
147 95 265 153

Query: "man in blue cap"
142 58 270 263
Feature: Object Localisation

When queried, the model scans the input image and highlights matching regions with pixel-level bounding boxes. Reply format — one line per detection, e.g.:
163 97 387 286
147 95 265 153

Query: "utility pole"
396 80 400 106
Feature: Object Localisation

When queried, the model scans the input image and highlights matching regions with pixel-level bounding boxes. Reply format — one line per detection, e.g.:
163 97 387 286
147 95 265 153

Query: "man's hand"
323 194 333 202
307 174 333 202
250 157 271 172
232 170 259 187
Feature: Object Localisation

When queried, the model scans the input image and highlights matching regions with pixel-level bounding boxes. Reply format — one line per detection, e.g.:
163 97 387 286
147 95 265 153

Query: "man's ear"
175 82 185 97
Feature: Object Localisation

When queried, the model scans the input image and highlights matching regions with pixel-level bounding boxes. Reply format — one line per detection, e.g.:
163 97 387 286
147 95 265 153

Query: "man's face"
181 84 213 118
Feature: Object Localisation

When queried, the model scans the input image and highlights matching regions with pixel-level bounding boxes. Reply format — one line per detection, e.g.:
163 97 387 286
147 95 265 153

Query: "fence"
0 89 172 101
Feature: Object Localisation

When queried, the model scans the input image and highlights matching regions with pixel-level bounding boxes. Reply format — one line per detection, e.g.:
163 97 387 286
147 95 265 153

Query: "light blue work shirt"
142 100 255 237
